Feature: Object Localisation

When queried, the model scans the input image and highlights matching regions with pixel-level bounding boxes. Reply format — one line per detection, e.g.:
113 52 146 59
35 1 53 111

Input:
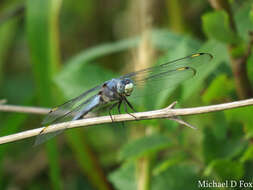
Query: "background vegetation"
0 0 253 189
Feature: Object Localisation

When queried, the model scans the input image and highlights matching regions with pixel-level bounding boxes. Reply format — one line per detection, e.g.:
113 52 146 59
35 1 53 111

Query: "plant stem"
209 0 253 99
1 99 253 146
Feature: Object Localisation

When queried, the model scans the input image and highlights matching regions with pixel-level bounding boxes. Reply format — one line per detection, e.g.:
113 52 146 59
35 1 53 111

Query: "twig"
169 117 196 129
0 104 49 115
0 99 253 145
165 101 197 129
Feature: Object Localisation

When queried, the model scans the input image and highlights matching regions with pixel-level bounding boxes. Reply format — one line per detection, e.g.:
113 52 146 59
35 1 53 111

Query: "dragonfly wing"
34 86 102 146
35 94 102 146
42 85 101 126
123 53 212 81
121 53 213 80
131 67 196 100
121 53 213 99
34 129 63 146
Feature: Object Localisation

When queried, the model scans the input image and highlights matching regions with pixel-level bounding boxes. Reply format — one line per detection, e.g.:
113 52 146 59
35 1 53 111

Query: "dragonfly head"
117 78 134 96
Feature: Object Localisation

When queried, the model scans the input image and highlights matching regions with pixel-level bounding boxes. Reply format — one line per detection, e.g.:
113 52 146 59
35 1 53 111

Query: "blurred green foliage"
0 0 253 190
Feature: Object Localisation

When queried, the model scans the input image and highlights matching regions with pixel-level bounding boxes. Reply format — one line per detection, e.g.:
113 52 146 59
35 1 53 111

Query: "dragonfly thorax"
117 78 134 96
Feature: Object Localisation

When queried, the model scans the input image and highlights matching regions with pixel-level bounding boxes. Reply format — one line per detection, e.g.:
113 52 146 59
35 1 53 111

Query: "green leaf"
204 159 244 181
235 1 253 41
226 107 253 139
210 112 227 140
244 123 253 139
151 29 201 50
152 165 199 190
202 74 234 104
65 29 200 70
202 126 246 164
64 29 199 76
202 11 240 44
153 154 186 175
251 5 253 23
26 0 62 189
119 135 172 161
0 19 18 84
240 145 253 163
65 38 138 69
26 0 61 106
1 73 34 104
225 106 253 126
109 163 137 190
66 130 111 190
247 54 253 83
109 160 200 190
46 140 62 190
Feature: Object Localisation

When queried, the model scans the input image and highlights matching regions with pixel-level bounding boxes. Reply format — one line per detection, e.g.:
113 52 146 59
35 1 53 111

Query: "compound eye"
125 82 134 95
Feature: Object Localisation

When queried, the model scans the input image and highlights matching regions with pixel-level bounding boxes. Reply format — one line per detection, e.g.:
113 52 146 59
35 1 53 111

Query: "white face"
124 82 134 96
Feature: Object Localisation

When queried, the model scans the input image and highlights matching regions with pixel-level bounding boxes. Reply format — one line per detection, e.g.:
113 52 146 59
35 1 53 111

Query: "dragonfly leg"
117 100 125 128
117 100 122 114
123 99 137 120
124 97 137 112
108 102 119 122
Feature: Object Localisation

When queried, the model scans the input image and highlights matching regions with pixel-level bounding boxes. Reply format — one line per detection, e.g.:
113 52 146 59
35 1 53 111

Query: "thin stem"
0 98 253 145
0 104 49 114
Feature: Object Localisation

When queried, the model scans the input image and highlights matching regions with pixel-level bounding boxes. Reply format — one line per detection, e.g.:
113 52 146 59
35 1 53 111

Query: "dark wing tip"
176 66 188 71
176 66 196 76
199 52 214 60
191 52 213 60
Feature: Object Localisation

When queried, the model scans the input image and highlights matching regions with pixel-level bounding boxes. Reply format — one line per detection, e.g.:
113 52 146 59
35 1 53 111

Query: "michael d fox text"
198 180 253 188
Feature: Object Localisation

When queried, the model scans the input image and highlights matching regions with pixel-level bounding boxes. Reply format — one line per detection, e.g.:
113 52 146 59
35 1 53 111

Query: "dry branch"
0 98 253 145
0 104 49 115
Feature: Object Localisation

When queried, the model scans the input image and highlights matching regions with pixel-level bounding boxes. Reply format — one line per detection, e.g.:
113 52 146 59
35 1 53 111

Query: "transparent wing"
42 85 101 126
121 53 213 101
34 85 102 146
129 66 196 101
122 53 212 84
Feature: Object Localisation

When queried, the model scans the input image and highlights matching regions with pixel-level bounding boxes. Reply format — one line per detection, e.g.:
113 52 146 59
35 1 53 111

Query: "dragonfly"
34 52 213 145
